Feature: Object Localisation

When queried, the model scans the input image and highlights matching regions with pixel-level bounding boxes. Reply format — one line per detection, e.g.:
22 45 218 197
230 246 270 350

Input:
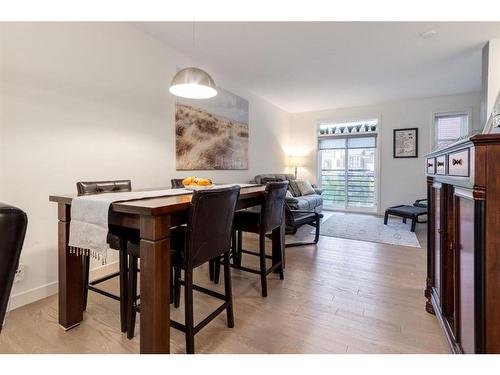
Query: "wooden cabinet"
427 157 435 174
426 134 500 353
436 155 446 175
453 189 477 353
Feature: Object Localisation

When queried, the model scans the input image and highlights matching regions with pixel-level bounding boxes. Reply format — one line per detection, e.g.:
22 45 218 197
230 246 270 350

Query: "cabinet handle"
437 161 444 167
452 158 463 166
427 163 433 168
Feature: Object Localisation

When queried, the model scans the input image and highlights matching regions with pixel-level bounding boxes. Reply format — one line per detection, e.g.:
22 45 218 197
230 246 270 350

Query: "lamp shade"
169 67 218 99
289 155 304 167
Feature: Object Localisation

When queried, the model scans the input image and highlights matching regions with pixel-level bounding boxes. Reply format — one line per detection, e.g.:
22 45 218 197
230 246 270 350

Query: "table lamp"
289 155 304 179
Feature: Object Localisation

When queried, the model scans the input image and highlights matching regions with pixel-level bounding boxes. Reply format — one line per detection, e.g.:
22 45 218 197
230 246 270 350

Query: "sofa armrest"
310 184 323 195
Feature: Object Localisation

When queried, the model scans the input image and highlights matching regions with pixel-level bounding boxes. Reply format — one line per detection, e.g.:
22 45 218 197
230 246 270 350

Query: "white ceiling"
135 22 500 113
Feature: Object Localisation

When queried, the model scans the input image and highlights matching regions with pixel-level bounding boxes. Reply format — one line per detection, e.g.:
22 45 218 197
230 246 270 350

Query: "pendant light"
169 23 217 99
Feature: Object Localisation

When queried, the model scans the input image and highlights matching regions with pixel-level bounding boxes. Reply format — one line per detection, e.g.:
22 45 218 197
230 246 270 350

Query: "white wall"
486 40 500 123
289 92 481 213
0 23 290 309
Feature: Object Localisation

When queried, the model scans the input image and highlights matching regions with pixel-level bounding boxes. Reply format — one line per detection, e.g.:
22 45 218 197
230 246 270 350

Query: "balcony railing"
320 169 375 208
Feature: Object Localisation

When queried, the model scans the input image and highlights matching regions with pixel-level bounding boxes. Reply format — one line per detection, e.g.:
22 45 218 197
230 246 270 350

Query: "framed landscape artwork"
175 88 249 170
393 128 418 158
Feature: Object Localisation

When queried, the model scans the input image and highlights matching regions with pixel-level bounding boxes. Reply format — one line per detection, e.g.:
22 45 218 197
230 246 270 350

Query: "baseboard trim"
7 261 119 312
7 281 58 311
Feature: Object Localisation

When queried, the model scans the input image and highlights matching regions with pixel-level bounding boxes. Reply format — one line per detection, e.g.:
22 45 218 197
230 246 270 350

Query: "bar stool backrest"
261 181 289 234
0 203 27 334
186 186 241 268
76 180 132 196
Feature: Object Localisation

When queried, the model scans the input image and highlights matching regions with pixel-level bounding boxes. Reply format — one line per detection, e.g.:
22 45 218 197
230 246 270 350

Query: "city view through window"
318 121 377 210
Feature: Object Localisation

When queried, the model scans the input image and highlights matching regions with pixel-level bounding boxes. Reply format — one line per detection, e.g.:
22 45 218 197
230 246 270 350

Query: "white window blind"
319 136 376 150
434 112 469 149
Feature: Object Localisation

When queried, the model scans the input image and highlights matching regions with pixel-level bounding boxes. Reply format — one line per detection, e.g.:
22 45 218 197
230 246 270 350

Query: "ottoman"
384 205 427 232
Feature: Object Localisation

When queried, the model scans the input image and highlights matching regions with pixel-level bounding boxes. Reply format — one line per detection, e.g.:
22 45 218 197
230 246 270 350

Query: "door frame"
316 116 381 214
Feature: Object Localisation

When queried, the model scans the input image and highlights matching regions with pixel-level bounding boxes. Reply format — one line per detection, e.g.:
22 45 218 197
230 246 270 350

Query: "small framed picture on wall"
393 128 418 158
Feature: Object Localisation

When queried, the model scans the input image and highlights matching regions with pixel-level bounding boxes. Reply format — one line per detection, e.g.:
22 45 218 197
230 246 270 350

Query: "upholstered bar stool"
126 186 240 354
76 180 139 333
0 203 27 334
172 178 219 282
227 181 288 297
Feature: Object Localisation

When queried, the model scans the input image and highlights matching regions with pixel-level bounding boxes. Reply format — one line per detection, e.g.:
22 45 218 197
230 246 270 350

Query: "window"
318 120 378 211
433 112 469 149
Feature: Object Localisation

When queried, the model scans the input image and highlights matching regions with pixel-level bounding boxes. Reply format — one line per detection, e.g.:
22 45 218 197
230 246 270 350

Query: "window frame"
316 116 381 214
432 110 470 150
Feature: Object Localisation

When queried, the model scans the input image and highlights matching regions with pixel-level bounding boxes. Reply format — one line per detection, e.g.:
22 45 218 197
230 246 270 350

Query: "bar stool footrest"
239 248 273 260
170 302 229 335
88 271 120 286
87 285 120 301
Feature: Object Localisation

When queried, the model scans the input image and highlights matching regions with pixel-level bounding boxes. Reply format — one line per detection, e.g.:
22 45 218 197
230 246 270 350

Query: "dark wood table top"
49 185 265 215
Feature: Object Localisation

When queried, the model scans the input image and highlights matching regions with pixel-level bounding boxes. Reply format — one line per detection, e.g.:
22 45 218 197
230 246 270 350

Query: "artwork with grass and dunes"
175 88 249 170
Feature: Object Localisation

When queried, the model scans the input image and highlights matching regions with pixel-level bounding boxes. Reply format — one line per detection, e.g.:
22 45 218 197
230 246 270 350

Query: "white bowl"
183 185 214 190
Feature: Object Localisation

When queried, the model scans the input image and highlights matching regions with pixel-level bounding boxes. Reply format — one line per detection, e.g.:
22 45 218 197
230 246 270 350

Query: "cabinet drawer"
448 149 470 177
427 157 435 174
436 155 446 175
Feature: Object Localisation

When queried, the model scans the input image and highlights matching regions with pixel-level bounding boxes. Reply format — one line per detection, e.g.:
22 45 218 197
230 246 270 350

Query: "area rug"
314 212 421 248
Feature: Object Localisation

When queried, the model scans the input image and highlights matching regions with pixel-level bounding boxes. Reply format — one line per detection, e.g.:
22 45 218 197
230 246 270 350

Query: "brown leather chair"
228 181 288 297
126 186 240 354
76 180 139 333
0 203 27 334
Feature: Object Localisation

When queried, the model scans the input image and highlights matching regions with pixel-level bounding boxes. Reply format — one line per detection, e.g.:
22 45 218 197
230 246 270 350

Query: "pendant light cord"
192 21 196 49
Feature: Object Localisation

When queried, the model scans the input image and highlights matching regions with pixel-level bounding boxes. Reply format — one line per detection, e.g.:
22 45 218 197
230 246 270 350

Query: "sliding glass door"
318 130 377 211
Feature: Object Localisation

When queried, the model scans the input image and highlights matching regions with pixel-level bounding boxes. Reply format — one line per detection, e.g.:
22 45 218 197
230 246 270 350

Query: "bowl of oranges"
182 176 214 190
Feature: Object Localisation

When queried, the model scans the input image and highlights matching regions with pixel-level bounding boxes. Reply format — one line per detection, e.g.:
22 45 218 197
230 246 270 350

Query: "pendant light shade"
169 67 218 99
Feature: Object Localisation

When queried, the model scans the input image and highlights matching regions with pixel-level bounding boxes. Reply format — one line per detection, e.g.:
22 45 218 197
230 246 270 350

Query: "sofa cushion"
286 194 322 212
287 179 302 197
296 194 323 211
296 180 316 196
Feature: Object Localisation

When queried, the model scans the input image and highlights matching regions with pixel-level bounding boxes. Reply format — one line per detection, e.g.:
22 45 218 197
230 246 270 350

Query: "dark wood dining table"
49 185 285 354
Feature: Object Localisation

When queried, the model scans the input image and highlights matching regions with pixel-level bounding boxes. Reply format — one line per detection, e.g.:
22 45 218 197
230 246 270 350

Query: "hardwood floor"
0 214 449 354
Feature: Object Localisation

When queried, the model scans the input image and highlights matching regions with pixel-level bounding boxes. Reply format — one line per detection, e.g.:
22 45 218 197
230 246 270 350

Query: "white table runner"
68 184 257 262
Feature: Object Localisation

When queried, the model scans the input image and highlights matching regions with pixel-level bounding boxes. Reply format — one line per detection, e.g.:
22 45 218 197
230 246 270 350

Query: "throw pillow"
288 179 302 197
296 180 316 196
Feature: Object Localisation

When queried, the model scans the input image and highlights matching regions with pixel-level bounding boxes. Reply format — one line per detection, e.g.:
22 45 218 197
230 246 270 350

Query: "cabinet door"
431 183 445 302
430 182 456 327
454 189 476 354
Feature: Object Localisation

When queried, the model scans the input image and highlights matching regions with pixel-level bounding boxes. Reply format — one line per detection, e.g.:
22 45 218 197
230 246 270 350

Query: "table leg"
58 203 83 330
139 215 171 354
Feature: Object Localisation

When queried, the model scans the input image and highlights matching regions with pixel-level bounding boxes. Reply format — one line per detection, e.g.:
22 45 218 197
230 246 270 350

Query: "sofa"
253 174 323 213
